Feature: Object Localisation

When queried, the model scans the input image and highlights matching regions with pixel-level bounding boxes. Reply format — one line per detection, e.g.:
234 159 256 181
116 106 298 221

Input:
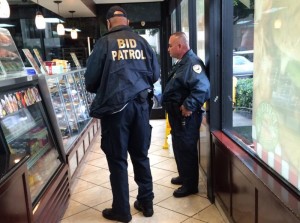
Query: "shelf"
45 69 94 152
27 143 51 169
2 111 42 144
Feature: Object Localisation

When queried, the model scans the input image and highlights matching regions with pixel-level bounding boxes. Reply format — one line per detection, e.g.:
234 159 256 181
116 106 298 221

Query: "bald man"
85 5 160 223
162 32 210 198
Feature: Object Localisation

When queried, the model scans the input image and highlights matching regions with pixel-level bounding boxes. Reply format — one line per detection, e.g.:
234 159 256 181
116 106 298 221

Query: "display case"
0 28 25 76
44 68 94 153
0 75 66 207
42 68 100 179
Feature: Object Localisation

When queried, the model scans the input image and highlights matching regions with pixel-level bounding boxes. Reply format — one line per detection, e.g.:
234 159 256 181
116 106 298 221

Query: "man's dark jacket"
85 25 160 118
162 49 210 111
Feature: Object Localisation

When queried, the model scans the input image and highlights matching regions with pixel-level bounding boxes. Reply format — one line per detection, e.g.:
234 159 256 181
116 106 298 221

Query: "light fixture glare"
57 23 65 35
71 29 77 39
69 10 78 39
35 11 46 29
0 0 10 18
54 1 65 35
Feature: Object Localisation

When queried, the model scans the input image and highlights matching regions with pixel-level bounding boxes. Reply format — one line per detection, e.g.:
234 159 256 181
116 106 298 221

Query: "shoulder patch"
193 64 202 74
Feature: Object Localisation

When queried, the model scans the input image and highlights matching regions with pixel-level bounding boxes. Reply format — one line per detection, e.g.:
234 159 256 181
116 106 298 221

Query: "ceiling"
7 0 164 18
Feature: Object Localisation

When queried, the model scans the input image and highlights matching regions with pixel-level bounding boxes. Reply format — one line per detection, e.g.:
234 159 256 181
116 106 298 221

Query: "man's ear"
127 19 130 26
107 20 111 30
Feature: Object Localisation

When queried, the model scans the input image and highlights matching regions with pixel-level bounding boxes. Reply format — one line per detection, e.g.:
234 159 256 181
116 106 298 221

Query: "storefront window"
231 0 300 191
180 0 189 36
197 0 209 174
171 10 176 33
196 0 205 61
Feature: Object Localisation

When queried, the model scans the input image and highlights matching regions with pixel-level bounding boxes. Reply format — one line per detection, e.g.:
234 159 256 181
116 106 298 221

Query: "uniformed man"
162 32 210 198
84 5 160 222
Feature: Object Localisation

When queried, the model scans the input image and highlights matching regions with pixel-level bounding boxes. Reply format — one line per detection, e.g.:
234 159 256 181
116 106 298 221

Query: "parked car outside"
233 55 253 77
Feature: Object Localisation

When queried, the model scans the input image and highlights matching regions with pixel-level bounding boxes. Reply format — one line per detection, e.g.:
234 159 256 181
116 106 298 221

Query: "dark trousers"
100 99 154 215
166 103 202 189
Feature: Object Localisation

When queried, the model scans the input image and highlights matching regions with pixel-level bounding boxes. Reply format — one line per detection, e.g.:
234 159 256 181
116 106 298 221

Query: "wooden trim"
33 164 69 223
0 160 33 223
212 130 300 221
67 119 100 180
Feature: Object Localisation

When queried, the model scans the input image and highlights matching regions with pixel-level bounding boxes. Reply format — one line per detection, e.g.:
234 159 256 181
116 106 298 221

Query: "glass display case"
0 28 25 76
45 68 94 152
0 75 64 206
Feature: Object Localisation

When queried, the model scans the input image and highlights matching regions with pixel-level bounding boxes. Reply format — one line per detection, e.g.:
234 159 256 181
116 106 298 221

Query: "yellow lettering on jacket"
112 38 146 61
117 39 137 48
112 50 146 61
129 49 135 59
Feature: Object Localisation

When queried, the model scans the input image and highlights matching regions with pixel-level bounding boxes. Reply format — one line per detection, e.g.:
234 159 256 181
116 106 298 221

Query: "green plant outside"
236 78 253 110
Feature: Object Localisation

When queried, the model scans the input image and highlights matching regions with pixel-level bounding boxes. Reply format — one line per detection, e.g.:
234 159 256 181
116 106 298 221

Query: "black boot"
173 186 198 198
102 208 132 222
134 200 154 217
171 176 183 185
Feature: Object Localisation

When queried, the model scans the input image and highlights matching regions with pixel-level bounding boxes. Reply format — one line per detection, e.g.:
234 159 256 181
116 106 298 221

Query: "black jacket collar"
104 25 132 36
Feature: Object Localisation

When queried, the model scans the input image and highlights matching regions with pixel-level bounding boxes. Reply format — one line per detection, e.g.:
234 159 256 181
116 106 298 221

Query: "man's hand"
180 105 192 117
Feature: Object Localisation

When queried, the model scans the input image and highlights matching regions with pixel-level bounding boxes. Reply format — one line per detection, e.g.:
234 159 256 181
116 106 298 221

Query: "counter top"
0 153 29 184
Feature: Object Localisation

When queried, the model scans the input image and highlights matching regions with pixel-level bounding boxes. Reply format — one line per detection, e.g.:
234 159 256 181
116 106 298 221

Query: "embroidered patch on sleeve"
193 64 202 74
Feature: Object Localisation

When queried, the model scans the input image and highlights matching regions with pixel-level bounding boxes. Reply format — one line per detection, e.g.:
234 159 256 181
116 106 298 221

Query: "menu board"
0 28 25 76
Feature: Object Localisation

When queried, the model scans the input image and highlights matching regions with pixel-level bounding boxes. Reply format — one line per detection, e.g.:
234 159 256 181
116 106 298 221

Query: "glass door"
134 28 164 119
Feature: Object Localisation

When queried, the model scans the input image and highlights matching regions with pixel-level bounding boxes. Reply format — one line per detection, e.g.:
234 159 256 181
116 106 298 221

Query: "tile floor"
60 119 228 223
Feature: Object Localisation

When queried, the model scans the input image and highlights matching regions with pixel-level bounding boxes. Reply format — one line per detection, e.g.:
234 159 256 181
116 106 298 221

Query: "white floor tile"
61 119 228 223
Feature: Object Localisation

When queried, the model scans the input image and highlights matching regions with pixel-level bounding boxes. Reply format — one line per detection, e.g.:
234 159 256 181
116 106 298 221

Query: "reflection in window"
196 0 209 175
180 0 189 36
196 0 205 61
171 10 176 33
231 0 254 143
231 0 300 191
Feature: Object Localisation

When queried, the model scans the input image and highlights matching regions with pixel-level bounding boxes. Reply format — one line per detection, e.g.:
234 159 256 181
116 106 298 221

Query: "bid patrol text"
112 39 146 61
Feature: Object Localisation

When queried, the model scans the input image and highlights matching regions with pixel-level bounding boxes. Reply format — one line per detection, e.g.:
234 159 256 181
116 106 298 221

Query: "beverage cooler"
0 75 69 223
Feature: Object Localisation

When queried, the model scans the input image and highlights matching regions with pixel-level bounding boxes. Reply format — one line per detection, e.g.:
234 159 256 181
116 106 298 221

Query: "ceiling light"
54 0 65 35
0 0 10 18
35 11 46 29
57 23 65 35
71 29 78 39
69 10 77 39
35 0 45 29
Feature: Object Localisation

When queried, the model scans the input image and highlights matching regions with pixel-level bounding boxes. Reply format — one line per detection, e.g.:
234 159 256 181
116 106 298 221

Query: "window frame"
217 0 300 196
